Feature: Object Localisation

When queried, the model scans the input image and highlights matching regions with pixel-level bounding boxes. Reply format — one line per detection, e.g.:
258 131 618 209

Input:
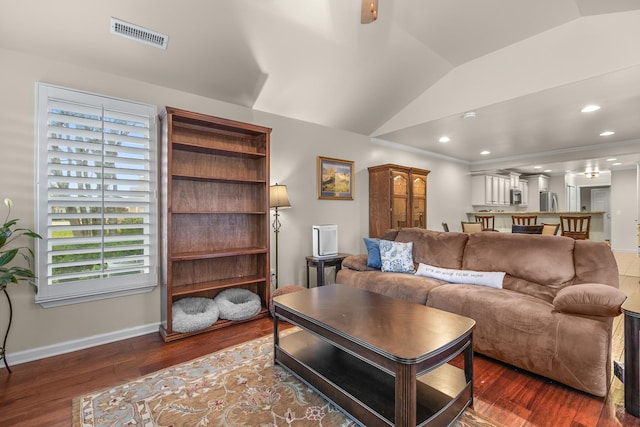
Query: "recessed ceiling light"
438 136 450 143
544 170 552 173
606 158 617 161
533 166 542 169
600 131 615 136
581 105 600 113
463 112 477 119
612 162 622 166
480 150 490 155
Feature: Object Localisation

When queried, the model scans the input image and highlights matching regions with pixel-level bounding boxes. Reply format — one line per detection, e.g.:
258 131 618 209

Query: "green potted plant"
0 198 41 290
0 198 41 372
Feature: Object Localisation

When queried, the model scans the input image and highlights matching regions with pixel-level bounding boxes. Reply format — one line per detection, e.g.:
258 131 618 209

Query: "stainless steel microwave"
510 188 522 205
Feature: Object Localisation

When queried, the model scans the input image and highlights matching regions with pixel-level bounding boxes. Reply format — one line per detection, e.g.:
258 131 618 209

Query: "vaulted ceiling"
2 0 640 175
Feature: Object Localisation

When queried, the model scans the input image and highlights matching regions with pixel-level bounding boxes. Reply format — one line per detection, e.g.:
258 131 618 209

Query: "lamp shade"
270 184 291 209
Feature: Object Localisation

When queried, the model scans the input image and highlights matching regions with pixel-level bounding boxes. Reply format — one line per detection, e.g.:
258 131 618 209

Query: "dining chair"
474 215 495 231
442 222 450 232
541 223 560 236
511 224 544 234
512 215 537 225
560 216 590 240
461 221 483 234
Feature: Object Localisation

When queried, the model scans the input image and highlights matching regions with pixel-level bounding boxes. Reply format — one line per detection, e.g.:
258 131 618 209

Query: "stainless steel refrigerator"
540 191 558 212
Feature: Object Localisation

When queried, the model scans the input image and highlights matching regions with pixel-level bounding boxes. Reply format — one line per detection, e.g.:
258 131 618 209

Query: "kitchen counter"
466 211 606 241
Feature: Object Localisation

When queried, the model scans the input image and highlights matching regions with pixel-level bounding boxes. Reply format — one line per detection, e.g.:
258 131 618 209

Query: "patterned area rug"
72 331 498 427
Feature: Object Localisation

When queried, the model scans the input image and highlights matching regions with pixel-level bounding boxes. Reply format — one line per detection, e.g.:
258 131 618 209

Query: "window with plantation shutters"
35 83 157 307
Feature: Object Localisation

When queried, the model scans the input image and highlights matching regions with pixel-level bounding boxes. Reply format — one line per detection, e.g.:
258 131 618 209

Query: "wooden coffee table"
273 284 476 427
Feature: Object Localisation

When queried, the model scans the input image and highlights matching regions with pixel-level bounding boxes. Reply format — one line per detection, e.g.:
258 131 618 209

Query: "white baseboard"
2 322 160 368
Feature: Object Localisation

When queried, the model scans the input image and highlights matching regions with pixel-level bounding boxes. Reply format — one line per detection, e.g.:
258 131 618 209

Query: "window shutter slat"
36 83 157 306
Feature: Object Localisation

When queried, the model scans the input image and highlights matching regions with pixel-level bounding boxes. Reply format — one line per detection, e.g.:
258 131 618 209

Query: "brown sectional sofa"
336 227 626 397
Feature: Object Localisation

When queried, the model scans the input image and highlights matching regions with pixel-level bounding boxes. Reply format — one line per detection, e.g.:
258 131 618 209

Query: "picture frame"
317 156 354 200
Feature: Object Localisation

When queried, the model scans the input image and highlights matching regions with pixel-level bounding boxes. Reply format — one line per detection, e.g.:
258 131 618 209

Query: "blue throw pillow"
363 237 381 269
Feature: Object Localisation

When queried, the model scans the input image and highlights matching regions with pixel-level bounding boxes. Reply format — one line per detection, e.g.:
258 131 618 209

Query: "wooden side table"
622 293 640 417
305 253 351 287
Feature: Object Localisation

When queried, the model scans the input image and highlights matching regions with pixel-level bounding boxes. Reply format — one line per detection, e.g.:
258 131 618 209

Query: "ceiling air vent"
110 17 169 50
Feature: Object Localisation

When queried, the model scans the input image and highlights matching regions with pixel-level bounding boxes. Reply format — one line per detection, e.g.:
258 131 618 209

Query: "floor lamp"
270 183 291 289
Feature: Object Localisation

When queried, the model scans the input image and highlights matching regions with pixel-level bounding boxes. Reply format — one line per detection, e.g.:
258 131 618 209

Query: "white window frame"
34 83 158 307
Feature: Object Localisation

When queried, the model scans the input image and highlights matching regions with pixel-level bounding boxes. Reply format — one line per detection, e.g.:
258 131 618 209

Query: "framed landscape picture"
317 156 354 200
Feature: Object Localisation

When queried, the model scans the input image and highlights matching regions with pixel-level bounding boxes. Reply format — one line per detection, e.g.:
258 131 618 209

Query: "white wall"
610 168 638 253
0 47 471 360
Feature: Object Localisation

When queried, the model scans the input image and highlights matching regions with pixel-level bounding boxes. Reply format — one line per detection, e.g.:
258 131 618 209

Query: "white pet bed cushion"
214 288 262 321
172 297 220 333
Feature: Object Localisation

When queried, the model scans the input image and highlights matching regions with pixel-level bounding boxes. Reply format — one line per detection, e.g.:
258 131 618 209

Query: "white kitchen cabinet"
491 176 499 204
519 179 529 206
497 176 508 205
538 175 549 192
472 175 510 206
520 174 549 210
503 177 510 205
509 173 520 189
472 175 493 205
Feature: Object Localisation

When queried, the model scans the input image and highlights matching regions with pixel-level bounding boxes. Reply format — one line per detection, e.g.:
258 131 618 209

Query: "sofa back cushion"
380 229 399 241
462 232 577 301
573 240 619 288
394 228 468 269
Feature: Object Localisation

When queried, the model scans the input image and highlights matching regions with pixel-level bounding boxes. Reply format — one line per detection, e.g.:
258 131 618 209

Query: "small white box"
312 224 338 257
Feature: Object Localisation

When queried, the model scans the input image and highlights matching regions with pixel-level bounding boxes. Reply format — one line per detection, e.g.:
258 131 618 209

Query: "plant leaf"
0 249 19 267
0 227 11 246
3 219 18 228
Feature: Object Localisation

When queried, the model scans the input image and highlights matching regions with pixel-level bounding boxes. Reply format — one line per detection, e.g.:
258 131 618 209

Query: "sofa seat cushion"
427 284 612 396
463 232 576 300
336 269 444 305
394 228 468 269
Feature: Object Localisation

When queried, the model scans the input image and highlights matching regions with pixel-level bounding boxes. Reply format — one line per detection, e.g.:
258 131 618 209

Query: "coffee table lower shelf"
275 329 472 427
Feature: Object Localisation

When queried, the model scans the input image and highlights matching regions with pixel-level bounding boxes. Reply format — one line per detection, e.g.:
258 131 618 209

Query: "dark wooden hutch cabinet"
368 164 430 238
159 107 271 341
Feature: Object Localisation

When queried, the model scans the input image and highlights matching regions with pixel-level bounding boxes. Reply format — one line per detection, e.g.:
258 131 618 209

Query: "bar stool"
512 224 543 234
475 215 495 231
512 215 537 225
560 216 590 240
461 222 483 233
541 223 560 236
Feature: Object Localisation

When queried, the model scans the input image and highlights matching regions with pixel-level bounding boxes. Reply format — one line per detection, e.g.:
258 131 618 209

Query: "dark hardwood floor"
1 276 639 426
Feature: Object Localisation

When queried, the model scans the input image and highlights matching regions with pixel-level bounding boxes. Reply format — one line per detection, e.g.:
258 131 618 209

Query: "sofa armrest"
553 283 627 317
342 254 380 272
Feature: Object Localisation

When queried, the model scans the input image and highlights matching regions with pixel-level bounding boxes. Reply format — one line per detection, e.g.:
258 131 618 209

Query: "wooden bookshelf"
159 107 271 341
